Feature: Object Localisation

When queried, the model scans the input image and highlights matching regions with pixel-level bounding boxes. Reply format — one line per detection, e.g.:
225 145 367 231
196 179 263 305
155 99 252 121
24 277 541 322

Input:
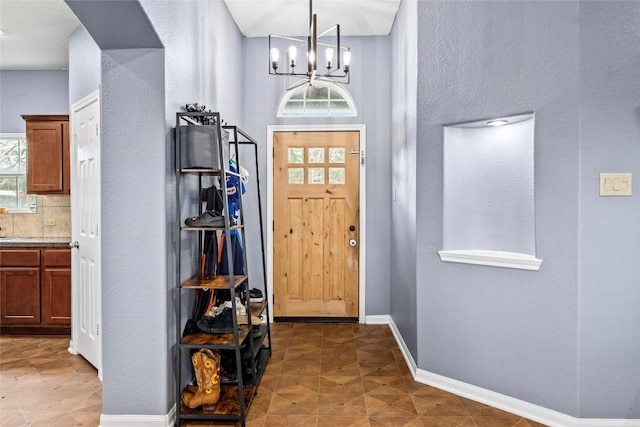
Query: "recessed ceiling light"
487 120 509 127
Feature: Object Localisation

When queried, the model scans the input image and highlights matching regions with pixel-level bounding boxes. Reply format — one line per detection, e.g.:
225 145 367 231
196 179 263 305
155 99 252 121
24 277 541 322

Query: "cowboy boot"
181 349 221 408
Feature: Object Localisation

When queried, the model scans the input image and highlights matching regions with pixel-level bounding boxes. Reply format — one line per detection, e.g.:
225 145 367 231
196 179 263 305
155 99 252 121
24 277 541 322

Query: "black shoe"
197 307 234 333
249 288 264 303
252 325 262 338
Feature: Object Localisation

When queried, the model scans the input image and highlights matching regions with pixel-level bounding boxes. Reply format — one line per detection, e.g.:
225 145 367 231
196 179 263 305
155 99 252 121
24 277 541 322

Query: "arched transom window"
277 81 358 117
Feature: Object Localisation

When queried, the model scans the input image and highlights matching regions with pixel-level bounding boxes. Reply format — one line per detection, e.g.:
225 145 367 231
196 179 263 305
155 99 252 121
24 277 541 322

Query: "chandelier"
268 0 351 89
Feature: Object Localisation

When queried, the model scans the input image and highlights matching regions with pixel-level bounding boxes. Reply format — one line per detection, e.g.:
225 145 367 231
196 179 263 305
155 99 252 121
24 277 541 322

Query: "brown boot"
181 349 221 408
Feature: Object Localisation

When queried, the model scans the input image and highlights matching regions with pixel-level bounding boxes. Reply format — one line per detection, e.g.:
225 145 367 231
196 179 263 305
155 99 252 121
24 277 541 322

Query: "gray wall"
415 0 581 415
67 0 245 418
241 35 392 316
577 1 640 418
411 0 640 419
390 0 418 359
100 47 167 415
0 70 69 133
68 25 101 105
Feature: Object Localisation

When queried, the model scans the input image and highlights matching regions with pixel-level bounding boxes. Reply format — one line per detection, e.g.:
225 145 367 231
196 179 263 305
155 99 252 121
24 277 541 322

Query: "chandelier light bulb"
325 48 334 69
288 46 297 68
270 48 280 70
343 51 351 72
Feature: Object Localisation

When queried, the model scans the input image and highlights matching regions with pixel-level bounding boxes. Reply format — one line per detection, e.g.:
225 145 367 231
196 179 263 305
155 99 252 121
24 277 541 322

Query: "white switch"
600 173 632 196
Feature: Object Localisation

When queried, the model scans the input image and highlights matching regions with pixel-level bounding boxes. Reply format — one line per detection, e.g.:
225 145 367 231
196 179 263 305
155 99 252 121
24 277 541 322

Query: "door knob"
69 241 79 249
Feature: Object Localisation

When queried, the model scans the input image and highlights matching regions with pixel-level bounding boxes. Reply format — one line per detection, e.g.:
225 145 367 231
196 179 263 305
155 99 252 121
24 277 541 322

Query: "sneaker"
197 307 234 333
185 210 236 228
219 297 246 316
249 288 264 303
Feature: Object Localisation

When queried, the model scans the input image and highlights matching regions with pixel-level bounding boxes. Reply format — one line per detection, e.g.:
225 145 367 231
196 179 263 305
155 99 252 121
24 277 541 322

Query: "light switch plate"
600 173 632 196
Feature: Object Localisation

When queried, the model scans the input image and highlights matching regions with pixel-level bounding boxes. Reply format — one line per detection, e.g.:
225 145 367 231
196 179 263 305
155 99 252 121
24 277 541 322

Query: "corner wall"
409 0 640 419
68 0 247 419
241 36 392 316
389 0 418 360
415 0 581 415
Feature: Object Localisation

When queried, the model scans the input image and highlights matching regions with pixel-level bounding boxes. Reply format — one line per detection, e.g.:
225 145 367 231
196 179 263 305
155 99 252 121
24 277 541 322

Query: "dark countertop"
0 238 71 248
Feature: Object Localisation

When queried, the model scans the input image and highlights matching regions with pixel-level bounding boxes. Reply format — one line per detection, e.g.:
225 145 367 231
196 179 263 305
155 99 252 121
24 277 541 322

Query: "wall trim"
383 316 639 427
100 405 176 427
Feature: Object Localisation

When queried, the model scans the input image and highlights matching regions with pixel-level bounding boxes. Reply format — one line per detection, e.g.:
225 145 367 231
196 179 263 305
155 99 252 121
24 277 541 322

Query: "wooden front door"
273 131 360 319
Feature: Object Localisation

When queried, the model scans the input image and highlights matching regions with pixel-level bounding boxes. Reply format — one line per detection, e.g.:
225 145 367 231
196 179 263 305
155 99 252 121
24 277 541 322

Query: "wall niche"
439 112 542 271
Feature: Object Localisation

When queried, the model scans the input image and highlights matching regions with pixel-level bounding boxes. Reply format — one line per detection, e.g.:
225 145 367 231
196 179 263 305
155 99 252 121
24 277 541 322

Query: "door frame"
267 124 367 324
68 89 103 378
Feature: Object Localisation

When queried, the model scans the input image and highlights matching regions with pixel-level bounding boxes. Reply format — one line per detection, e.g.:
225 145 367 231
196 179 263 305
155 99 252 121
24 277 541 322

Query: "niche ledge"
438 250 542 271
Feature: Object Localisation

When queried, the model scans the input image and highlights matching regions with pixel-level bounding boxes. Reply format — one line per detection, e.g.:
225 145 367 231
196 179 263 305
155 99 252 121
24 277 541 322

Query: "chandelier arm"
269 0 351 85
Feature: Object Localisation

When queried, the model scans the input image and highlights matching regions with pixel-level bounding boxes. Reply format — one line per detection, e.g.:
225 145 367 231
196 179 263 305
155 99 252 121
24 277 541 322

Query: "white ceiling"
223 0 401 37
0 0 400 70
0 0 80 70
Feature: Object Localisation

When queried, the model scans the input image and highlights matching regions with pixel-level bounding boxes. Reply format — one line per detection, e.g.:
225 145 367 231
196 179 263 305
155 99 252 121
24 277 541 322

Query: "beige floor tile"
3 325 549 427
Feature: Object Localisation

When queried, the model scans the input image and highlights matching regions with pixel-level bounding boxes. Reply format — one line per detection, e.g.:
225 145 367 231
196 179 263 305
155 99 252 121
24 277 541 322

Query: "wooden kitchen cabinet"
0 248 71 334
22 114 70 194
1 269 41 325
0 249 41 325
41 249 71 326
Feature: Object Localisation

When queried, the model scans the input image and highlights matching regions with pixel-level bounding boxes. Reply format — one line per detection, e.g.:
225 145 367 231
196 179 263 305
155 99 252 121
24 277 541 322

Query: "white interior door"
70 90 102 373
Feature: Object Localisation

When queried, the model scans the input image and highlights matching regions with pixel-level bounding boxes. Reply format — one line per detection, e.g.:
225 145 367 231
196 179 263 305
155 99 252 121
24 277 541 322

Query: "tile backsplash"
0 195 71 238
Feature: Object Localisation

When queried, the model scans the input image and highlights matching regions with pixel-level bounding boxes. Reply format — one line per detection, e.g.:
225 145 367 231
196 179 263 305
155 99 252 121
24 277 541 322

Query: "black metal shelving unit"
174 112 270 427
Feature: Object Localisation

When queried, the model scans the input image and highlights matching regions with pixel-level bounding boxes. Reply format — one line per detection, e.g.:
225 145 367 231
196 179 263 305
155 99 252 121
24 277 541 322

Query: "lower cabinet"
0 247 71 334
1 268 41 325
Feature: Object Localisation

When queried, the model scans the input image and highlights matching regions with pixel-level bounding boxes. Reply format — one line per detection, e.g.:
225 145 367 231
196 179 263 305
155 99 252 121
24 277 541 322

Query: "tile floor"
0 335 101 426
1 324 549 427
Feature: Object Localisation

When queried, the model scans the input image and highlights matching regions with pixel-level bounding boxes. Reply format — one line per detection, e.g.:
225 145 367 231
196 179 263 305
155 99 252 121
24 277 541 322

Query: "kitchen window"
0 134 37 213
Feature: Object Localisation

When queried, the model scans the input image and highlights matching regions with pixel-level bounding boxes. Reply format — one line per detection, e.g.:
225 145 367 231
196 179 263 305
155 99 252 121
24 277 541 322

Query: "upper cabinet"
22 115 70 194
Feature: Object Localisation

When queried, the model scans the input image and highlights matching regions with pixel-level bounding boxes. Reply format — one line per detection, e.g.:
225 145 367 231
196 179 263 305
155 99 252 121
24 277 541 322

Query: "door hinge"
96 324 100 336
272 147 274 158
96 124 99 136
272 221 274 231
272 294 275 305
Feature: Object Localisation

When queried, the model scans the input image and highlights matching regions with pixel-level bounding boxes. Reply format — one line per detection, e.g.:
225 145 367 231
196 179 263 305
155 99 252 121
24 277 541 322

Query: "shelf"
175 113 270 427
179 384 256 419
181 326 251 347
181 225 244 232
180 274 248 289
180 167 222 175
438 250 542 271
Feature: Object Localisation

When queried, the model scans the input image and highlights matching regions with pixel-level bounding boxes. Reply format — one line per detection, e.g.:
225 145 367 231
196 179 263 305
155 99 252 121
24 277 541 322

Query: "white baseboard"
381 315 640 427
365 314 391 325
100 404 176 427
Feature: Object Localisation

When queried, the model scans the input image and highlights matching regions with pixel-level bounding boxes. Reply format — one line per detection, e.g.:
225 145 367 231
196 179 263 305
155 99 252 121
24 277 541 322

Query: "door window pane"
288 168 304 184
328 147 345 164
308 148 325 164
328 168 345 184
309 168 325 184
288 147 304 164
